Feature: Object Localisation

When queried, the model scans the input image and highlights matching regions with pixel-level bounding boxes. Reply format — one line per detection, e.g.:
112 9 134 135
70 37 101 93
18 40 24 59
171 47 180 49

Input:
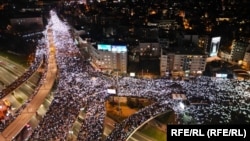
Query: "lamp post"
114 69 121 117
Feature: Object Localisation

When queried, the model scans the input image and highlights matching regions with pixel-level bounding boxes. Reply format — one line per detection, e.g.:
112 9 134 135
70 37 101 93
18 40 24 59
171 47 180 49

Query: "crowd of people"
28 10 113 141
181 77 250 124
106 102 171 141
29 10 250 141
77 92 107 141
1 10 250 141
104 76 250 140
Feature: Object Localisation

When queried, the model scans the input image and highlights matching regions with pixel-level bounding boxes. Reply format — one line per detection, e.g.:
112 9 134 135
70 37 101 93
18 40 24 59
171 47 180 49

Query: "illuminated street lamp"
114 69 121 117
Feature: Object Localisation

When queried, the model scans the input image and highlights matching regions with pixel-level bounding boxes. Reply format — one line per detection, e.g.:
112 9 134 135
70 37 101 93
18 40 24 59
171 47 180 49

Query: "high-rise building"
139 42 160 57
198 35 209 54
243 46 250 70
231 40 249 62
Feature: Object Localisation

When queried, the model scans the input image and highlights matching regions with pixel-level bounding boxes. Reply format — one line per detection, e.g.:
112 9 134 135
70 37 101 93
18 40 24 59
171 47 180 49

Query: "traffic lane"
0 56 26 72
0 65 40 90
0 63 24 77
0 56 41 84
2 70 41 113
0 67 19 85
0 57 26 77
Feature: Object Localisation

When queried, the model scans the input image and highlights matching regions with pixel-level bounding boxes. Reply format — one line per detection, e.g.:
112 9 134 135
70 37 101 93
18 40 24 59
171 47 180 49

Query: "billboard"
97 44 111 51
130 72 135 77
210 37 221 57
98 44 127 53
216 73 227 78
111 45 127 53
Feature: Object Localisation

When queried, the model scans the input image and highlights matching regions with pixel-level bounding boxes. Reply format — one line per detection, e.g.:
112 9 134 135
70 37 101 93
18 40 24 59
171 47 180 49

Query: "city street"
1 1 250 141
0 56 40 86
0 56 41 111
0 28 58 141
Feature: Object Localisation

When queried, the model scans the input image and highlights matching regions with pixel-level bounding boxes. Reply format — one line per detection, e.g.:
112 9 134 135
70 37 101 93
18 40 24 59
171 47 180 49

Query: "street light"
113 69 121 117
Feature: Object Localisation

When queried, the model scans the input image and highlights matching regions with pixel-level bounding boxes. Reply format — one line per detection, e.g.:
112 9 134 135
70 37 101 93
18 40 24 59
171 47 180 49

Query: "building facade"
139 42 160 57
243 46 250 70
198 35 209 54
10 17 44 31
88 44 127 74
219 51 231 62
230 40 249 62
160 49 207 77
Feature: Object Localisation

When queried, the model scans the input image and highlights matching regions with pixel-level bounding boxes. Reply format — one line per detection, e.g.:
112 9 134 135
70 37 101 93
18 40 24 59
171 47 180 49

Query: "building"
160 48 207 77
184 34 199 45
157 19 179 48
231 40 249 62
139 42 160 57
158 38 170 49
219 51 231 62
198 35 209 54
158 20 179 31
10 14 44 33
88 43 127 74
243 46 250 70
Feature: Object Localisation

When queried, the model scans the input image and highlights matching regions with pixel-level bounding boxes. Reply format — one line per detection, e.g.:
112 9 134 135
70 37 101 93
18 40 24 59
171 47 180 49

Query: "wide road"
0 58 41 112
0 56 41 115
0 56 40 87
4 76 39 111
0 29 58 141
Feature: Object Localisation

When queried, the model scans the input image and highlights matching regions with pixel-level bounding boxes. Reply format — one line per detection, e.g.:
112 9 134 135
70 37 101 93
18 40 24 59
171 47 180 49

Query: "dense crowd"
77 92 107 141
28 10 113 141
3 10 249 141
105 76 250 140
106 102 171 141
29 10 250 141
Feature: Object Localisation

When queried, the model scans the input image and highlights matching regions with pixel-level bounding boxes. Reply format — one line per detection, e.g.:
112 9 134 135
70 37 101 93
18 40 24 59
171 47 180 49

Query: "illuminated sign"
98 44 127 53
216 73 227 78
111 45 127 53
210 37 221 57
130 72 135 77
97 44 111 51
107 89 116 94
